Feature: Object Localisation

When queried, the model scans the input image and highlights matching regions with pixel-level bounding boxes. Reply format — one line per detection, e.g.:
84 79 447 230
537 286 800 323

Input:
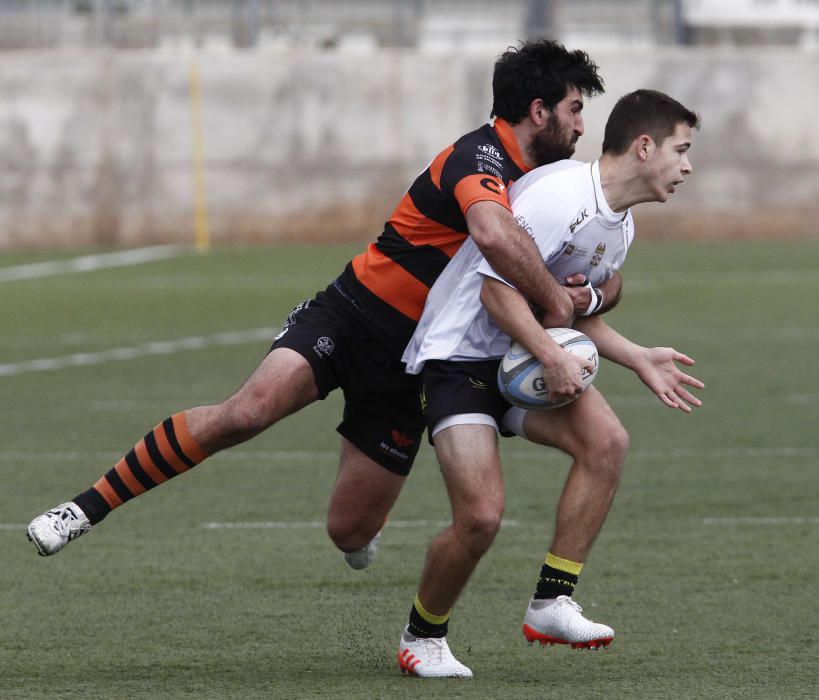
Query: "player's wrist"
579 281 604 316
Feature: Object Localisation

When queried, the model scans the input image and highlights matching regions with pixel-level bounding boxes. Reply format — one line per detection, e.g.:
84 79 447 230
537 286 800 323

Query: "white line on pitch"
621 446 818 459
0 328 274 377
2 446 816 462
702 517 819 525
0 245 188 283
201 519 520 530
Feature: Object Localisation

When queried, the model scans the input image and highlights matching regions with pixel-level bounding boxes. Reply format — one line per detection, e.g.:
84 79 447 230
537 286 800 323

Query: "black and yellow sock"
534 551 584 599
407 594 450 639
73 412 209 525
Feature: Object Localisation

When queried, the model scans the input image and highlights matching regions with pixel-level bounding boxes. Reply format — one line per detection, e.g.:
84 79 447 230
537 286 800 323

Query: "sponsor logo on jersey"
622 217 634 248
477 144 503 160
515 214 535 239
380 440 410 461
313 336 335 358
570 208 589 233
274 299 312 342
391 430 415 448
477 162 503 179
280 299 310 331
562 243 588 258
480 177 506 195
477 144 504 178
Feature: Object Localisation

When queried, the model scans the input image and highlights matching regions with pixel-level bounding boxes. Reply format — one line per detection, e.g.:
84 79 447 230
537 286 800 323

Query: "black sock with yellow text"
407 594 450 638
534 551 584 599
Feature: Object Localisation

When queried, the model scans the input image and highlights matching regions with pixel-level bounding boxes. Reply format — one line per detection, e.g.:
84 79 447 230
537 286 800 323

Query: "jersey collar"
591 160 628 225
493 118 531 174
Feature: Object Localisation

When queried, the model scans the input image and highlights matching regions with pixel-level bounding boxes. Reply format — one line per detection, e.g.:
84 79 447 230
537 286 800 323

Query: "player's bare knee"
455 502 504 556
326 516 375 553
584 423 628 482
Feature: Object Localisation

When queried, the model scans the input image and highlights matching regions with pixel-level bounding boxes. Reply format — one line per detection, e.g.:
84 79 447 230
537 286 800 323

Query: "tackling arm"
466 201 574 327
480 276 592 403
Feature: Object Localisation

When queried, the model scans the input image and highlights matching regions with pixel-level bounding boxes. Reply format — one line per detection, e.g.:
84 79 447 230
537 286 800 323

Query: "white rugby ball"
497 328 599 410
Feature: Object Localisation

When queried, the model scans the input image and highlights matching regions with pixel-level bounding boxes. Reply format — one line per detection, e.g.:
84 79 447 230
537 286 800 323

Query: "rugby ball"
498 328 599 410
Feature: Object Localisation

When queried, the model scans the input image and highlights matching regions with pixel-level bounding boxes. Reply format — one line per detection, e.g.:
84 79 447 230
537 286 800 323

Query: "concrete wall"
0 46 817 248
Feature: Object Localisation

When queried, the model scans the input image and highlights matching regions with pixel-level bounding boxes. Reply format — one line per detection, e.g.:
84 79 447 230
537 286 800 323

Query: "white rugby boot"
397 627 473 678
27 502 91 556
522 595 614 650
343 528 382 570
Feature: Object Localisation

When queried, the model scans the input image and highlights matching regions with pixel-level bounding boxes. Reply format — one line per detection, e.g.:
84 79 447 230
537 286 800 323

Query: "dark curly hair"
491 39 604 123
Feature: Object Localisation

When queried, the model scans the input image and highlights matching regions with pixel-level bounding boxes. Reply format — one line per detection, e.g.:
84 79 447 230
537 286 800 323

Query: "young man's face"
530 85 586 166
649 121 694 202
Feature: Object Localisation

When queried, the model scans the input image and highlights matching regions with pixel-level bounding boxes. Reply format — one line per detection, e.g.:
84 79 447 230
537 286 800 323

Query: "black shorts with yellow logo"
421 359 514 441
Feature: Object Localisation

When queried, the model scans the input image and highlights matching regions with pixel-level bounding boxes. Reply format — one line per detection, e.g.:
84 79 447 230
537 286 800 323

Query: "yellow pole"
189 58 211 252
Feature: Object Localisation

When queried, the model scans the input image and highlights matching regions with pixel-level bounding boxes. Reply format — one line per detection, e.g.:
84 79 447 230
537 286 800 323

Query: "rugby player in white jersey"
395 90 705 678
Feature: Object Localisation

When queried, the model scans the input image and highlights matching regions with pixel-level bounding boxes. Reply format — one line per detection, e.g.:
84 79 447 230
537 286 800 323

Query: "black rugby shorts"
270 286 423 476
421 359 514 442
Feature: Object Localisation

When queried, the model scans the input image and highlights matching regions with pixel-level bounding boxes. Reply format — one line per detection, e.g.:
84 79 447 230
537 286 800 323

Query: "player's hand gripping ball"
498 328 599 409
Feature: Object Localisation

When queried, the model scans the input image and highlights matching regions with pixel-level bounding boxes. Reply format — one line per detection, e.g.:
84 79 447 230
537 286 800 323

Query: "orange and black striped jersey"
338 118 531 352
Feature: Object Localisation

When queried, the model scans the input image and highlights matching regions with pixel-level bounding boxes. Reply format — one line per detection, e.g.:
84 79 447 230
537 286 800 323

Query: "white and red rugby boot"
397 627 473 678
523 595 614 650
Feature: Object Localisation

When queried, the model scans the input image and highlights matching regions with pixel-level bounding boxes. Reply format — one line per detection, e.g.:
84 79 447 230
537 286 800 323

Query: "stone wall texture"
0 46 816 248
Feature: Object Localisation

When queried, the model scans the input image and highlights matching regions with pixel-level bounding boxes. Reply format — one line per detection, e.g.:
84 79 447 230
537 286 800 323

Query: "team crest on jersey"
590 242 606 269
313 336 335 358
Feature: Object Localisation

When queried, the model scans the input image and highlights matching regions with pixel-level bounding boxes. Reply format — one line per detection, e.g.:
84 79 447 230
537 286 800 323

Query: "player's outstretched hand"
635 347 704 413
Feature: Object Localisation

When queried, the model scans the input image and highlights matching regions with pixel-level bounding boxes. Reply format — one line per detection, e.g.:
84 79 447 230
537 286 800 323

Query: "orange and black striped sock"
73 412 209 524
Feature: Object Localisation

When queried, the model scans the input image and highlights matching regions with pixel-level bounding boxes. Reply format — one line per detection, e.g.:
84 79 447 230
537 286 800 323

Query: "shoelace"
554 595 583 614
417 636 448 663
49 507 88 540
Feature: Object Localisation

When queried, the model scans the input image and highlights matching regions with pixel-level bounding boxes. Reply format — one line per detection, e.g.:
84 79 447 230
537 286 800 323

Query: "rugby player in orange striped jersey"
27 40 611 664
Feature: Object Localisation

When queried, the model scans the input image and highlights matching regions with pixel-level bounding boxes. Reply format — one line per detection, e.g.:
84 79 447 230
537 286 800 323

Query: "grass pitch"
1 240 817 699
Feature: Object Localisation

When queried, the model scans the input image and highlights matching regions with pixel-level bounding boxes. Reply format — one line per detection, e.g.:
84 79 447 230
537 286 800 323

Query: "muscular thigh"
434 424 504 511
270 286 426 476
521 386 623 456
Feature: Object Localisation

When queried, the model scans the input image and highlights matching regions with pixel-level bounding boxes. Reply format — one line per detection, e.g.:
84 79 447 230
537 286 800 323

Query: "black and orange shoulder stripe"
345 119 530 343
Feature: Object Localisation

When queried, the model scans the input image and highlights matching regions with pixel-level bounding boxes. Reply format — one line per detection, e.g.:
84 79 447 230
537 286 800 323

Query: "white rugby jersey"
402 159 634 374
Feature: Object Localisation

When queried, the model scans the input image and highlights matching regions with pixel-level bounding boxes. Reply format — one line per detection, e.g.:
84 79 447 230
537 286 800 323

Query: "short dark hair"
491 39 604 123
602 89 700 154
